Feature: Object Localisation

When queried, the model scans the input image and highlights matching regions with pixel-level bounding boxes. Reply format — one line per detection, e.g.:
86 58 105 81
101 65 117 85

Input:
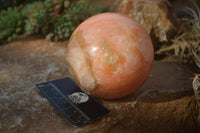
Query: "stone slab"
0 37 199 133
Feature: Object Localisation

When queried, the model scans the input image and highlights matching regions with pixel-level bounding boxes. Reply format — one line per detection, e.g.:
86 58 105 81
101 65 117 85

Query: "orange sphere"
66 13 154 99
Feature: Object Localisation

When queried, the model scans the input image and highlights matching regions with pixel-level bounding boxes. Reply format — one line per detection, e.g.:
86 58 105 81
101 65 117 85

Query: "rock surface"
118 0 181 50
0 36 199 133
78 0 123 11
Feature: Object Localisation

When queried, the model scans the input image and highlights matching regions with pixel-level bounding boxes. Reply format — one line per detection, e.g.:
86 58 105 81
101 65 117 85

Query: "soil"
0 35 200 133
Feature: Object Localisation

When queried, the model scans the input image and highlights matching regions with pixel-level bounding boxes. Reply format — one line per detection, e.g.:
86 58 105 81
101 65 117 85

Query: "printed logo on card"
68 92 89 104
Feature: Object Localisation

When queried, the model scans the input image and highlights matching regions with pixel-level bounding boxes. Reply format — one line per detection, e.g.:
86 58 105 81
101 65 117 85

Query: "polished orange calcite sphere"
66 13 154 99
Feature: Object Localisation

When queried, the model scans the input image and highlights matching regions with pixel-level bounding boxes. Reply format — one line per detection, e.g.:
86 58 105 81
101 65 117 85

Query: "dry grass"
156 3 200 68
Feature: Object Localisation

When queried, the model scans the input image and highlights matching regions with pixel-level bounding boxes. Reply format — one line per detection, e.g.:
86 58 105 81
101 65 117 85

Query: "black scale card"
36 77 110 127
